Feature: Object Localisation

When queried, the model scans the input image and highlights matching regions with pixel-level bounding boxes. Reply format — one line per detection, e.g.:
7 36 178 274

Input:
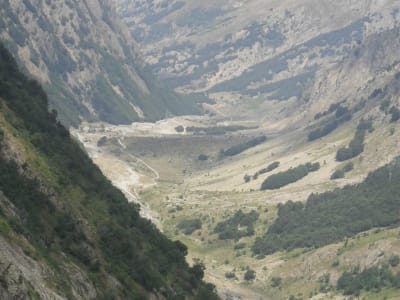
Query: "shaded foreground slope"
0 43 218 299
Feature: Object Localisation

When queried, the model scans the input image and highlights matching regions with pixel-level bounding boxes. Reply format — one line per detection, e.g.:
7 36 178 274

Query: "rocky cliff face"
115 0 400 119
0 0 201 126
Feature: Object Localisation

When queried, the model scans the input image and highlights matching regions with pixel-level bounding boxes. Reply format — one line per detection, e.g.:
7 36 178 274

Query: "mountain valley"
2 0 400 299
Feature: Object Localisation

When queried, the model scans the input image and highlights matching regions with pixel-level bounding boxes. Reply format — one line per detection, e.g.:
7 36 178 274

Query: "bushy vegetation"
221 136 267 157
214 210 259 241
379 100 400 123
0 43 218 299
336 120 373 162
390 106 400 122
380 99 391 113
225 272 236 279
260 162 320 190
369 88 383 100
337 265 400 296
330 169 345 180
253 161 280 179
389 255 400 267
244 269 256 281
314 102 346 120
243 174 251 183
309 106 352 141
198 154 209 161
271 276 282 287
97 136 107 147
253 157 400 255
186 125 256 135
177 218 202 235
175 125 184 132
330 162 354 180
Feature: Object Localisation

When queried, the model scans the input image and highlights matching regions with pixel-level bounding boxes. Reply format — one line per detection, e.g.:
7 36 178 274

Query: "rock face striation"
115 0 400 118
0 0 201 126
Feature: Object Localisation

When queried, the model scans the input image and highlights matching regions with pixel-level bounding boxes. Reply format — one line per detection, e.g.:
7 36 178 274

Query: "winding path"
118 136 160 181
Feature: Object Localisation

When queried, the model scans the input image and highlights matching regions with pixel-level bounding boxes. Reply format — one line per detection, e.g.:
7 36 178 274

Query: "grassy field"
75 111 400 299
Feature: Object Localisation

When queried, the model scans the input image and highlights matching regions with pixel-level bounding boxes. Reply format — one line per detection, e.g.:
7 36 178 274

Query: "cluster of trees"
176 218 202 235
337 265 400 296
244 269 256 281
309 105 352 141
314 102 346 120
186 125 255 135
260 162 320 190
198 154 209 161
253 161 280 180
221 136 267 157
252 157 400 256
0 43 218 299
379 100 400 122
336 119 373 162
225 271 236 279
175 125 184 133
214 210 259 241
390 106 400 122
330 162 354 180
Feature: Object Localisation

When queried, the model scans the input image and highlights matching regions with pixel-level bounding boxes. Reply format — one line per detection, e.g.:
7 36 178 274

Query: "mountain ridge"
115 0 400 122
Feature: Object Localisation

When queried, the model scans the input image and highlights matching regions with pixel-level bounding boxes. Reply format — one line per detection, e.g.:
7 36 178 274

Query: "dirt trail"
73 130 161 226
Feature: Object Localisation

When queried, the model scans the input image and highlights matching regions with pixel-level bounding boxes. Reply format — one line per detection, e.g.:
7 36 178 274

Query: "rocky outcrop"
115 0 400 119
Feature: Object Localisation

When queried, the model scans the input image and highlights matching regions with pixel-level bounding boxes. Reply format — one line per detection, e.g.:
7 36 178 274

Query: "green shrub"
225 272 236 279
380 100 391 112
97 136 107 147
261 162 320 190
244 174 251 183
221 136 267 157
331 162 354 180
244 269 256 281
390 106 400 122
177 219 202 235
271 276 282 287
234 243 246 250
253 161 280 179
198 154 208 161
336 120 373 162
309 106 352 141
389 255 400 267
214 210 259 241
186 125 256 135
331 169 345 180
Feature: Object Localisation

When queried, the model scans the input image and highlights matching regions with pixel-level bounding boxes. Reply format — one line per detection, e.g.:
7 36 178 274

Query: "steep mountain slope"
0 0 202 127
0 43 219 299
115 0 400 120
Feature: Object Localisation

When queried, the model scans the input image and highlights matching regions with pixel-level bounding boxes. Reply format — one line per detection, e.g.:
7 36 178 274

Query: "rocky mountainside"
0 0 202 127
115 0 400 119
0 43 219 300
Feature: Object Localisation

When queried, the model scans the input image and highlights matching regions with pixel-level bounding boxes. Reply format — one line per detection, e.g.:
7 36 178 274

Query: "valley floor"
73 113 400 300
